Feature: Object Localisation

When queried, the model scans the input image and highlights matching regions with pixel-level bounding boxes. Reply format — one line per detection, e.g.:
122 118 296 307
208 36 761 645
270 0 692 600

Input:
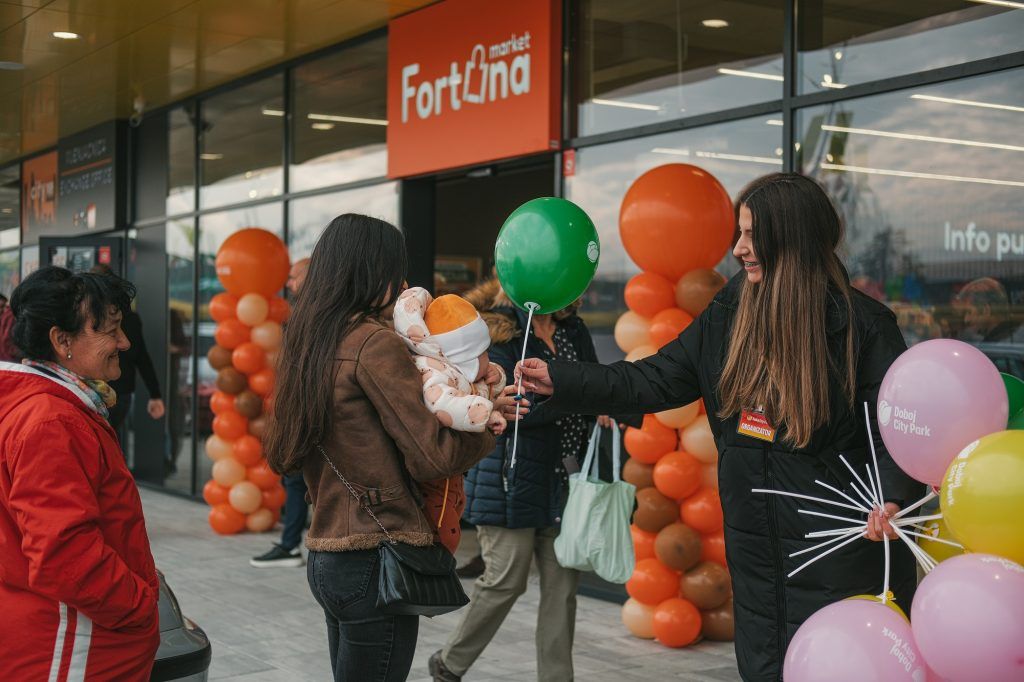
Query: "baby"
393 287 507 553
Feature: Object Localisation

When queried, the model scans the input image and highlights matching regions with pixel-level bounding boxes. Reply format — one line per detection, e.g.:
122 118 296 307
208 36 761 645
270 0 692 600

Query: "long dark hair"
264 214 407 473
717 173 856 448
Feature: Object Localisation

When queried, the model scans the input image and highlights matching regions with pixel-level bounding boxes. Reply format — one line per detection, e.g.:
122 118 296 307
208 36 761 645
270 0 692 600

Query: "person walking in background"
0 292 17 361
252 257 312 568
264 217 492 681
0 267 160 681
89 265 164 435
513 173 923 682
954 276 1020 343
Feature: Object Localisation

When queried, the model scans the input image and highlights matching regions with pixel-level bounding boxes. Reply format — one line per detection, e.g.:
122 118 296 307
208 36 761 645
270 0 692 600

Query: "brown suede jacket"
303 319 495 552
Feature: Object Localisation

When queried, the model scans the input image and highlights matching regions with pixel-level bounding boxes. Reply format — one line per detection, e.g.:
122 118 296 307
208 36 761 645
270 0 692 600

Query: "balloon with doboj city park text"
494 197 600 314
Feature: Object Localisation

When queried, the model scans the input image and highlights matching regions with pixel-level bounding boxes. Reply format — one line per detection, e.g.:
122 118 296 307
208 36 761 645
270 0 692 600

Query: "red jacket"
0 362 160 681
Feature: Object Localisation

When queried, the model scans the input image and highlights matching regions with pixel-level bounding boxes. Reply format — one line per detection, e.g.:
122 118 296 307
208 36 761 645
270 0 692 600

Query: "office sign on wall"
386 0 561 178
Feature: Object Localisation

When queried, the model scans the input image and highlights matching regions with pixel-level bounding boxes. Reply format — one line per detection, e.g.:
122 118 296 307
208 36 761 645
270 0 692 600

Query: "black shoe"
250 544 304 568
428 650 461 682
455 554 485 578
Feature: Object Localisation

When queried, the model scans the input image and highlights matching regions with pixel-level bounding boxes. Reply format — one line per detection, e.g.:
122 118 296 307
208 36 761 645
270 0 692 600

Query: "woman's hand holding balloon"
864 503 900 541
516 358 553 395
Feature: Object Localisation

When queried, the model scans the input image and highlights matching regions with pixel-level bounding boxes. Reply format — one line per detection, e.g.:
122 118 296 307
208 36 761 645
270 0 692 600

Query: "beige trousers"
442 525 580 681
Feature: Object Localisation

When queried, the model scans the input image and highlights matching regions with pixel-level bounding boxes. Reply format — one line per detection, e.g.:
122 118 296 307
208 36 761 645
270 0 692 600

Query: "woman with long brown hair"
264 214 493 682
513 173 923 681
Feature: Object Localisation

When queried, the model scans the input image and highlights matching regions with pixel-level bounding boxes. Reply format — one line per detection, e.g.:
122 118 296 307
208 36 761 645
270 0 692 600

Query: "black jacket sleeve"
542 312 705 418
128 313 162 400
855 312 924 507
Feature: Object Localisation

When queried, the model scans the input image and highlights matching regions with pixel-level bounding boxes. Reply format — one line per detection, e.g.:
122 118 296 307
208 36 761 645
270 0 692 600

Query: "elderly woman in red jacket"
0 266 160 682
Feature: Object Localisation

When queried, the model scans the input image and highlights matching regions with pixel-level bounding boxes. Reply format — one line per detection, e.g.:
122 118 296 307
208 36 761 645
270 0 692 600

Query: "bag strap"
579 420 621 482
317 444 397 545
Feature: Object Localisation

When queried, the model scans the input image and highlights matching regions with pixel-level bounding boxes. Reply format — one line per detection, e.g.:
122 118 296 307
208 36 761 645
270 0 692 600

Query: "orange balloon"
623 459 655 489
209 502 246 535
212 457 247 487
625 345 657 363
631 524 658 561
626 558 679 606
681 415 718 464
210 390 235 416
625 272 676 318
231 434 263 467
215 318 250 350
209 293 239 323
655 401 700 429
681 488 723 534
213 411 248 441
232 342 266 375
624 414 678 464
653 451 703 500
202 479 230 506
246 508 275 532
649 308 694 349
652 598 702 648
247 460 280 490
268 296 290 323
215 228 290 297
249 368 275 397
701 531 728 567
675 268 727 316
229 480 263 514
261 483 287 509
619 163 734 281
614 311 652 354
701 463 718 490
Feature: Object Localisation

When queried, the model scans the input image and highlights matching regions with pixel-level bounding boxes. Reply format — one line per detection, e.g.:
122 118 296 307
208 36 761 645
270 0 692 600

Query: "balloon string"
508 303 537 487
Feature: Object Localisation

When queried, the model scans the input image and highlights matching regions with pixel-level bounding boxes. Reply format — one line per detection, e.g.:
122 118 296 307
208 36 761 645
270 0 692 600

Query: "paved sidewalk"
141 488 740 681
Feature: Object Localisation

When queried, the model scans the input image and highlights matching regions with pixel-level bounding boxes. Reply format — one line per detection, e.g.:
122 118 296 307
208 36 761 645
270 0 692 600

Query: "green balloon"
494 197 600 315
1003 372 1024 429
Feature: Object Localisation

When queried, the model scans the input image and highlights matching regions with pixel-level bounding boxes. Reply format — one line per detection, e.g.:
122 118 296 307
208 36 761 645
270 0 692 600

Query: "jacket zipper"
764 447 789 670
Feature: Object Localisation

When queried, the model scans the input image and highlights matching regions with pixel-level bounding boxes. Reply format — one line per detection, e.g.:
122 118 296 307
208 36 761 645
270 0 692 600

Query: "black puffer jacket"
542 273 923 682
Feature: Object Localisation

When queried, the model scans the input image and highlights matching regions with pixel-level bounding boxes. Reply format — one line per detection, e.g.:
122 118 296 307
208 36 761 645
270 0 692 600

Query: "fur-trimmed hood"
463 278 520 345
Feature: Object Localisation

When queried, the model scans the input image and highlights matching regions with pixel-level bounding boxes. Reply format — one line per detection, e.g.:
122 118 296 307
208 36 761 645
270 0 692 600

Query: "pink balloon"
878 339 1007 486
784 600 929 682
911 554 1024 682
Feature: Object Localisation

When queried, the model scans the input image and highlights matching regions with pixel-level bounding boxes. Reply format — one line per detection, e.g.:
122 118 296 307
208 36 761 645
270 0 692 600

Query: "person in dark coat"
514 173 924 682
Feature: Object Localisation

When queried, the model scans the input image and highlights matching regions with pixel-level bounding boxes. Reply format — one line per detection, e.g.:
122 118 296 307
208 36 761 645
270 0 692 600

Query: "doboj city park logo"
878 400 931 437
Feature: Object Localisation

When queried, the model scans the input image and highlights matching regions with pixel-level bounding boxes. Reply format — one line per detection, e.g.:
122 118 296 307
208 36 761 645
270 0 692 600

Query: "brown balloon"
654 522 703 571
207 345 233 371
633 488 679 533
216 367 248 395
681 561 732 610
675 269 727 317
248 416 268 438
701 598 735 641
623 459 655 489
234 390 263 419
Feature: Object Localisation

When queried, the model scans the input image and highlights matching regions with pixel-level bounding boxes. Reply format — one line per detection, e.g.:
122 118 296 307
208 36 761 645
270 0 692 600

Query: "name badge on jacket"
738 409 777 443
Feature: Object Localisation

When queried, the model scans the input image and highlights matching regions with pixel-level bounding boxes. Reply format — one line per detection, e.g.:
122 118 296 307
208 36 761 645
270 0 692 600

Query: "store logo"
587 241 599 263
400 32 533 123
878 400 892 426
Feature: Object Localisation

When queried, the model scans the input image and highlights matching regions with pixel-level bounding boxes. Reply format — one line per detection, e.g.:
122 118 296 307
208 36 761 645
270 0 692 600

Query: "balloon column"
615 164 735 648
203 228 291 535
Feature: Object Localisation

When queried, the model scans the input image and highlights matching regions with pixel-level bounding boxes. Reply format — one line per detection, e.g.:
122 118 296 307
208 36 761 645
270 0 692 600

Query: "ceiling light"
717 67 784 82
910 93 1024 113
821 123 1024 153
199 153 223 160
652 147 691 156
307 113 387 126
1 208 12 213
821 74 848 89
0 62 25 70
965 0 1024 9
820 162 1024 188
695 151 783 165
248 190 259 199
826 153 834 162
261 108 285 117
765 119 784 126
591 98 662 112
775 148 784 156
702 19 729 28
52 31 79 40
834 50 843 60
311 122 335 130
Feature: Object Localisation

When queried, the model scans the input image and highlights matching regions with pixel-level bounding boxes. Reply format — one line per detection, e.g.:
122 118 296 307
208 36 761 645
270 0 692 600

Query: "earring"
66 352 72 360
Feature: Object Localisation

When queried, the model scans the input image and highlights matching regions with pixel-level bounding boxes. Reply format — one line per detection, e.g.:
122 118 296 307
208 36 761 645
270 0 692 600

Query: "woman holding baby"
265 214 495 682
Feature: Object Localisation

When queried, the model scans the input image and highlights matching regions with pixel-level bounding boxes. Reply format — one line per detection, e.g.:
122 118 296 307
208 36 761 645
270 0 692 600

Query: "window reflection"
166 219 195 493
577 1 784 137
168 108 197 216
0 249 18 297
288 183 398 260
800 68 1024 365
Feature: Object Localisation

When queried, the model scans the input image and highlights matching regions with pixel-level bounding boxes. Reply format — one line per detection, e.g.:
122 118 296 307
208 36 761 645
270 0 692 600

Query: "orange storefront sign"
386 0 561 178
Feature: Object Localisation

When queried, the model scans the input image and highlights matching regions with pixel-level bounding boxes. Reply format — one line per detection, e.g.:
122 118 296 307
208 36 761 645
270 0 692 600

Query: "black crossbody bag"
317 445 470 617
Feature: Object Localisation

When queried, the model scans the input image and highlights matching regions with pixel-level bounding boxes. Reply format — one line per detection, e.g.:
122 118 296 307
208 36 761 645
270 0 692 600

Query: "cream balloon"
701 463 718 489
682 415 717 464
229 480 263 514
655 401 700 429
246 508 275 532
236 293 270 326
614 311 652 353
205 434 233 461
212 457 247 487
250 321 283 351
625 344 657 363
621 597 656 639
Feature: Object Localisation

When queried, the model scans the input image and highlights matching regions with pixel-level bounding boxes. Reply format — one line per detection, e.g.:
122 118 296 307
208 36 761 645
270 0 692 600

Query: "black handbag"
318 445 470 617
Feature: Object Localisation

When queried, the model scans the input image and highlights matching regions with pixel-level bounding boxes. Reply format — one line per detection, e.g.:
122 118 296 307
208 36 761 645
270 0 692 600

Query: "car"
152 571 212 681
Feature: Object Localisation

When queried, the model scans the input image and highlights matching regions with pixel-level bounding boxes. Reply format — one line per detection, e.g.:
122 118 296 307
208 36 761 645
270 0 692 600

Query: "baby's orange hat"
425 294 491 379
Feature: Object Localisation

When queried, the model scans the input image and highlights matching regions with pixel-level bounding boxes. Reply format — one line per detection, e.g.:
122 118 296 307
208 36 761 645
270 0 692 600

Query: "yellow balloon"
917 517 965 564
625 344 657 362
614 311 652 353
941 430 1024 564
682 415 717 464
846 593 908 621
655 401 700 429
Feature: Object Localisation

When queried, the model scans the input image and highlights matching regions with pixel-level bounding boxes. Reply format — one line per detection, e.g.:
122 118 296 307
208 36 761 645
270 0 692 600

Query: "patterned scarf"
22 359 117 419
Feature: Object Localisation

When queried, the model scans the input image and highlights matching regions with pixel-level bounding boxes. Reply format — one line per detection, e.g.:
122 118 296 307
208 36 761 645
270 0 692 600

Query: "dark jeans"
307 549 419 682
280 473 308 551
